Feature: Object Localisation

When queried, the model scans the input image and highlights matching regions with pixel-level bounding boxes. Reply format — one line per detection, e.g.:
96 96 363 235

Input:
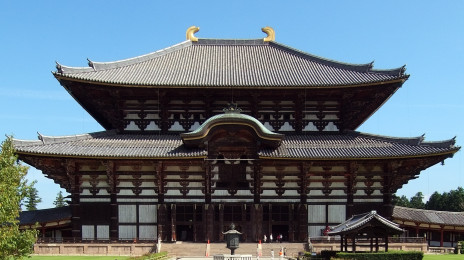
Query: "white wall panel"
119 205 137 223
139 205 157 223
82 225 94 240
308 225 325 237
328 205 346 223
139 225 157 240
119 225 137 240
308 205 325 223
97 225 109 240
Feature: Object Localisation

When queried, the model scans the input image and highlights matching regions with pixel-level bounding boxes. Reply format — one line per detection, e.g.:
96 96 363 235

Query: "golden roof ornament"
262 26 275 42
186 26 200 42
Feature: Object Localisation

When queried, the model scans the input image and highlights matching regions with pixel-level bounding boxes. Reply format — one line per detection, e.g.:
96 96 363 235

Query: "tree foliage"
392 194 410 207
395 187 464 212
0 136 37 259
409 192 425 209
53 191 67 208
24 180 42 211
426 187 464 212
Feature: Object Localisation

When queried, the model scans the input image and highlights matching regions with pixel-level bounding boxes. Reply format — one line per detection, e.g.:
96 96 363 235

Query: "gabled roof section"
392 206 464 227
328 210 404 236
54 34 408 88
180 107 284 148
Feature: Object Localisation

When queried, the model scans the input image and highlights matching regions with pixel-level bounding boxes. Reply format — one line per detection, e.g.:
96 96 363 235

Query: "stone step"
162 242 306 258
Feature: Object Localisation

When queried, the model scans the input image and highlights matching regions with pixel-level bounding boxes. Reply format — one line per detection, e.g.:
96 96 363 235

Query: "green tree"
393 194 410 207
426 191 445 211
24 180 42 211
0 136 37 259
448 187 464 212
409 192 425 209
53 191 67 208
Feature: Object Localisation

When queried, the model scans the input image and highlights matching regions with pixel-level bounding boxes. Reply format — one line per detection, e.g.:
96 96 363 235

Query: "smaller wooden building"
328 210 404 252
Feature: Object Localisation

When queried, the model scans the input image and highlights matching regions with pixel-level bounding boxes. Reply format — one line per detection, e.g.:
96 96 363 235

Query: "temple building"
14 27 459 243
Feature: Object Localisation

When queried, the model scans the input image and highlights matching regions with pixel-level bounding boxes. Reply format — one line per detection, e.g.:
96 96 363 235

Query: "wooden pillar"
440 226 444 247
344 236 348 251
157 204 167 241
171 204 176 241
346 162 358 218
375 237 379 252
289 204 294 242
298 204 308 241
203 162 212 204
351 235 356 252
205 204 214 242
219 204 224 241
370 237 373 252
67 160 81 240
385 235 389 252
340 235 344 252
253 163 262 204
106 161 118 241
252 204 263 242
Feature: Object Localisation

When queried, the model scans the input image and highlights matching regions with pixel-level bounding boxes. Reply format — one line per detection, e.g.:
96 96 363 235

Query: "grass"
30 256 130 260
424 254 464 260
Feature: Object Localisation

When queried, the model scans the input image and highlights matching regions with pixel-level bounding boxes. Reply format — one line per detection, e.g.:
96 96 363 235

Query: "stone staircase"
162 242 307 258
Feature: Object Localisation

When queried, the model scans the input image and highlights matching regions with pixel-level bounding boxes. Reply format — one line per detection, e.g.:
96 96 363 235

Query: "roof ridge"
55 41 193 75
269 41 407 76
394 205 464 215
346 130 458 148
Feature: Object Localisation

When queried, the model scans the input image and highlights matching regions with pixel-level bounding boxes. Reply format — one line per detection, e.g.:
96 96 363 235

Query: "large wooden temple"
14 27 459 243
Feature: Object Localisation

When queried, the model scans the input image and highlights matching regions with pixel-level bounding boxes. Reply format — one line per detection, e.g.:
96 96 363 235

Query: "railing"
36 237 158 243
308 236 425 244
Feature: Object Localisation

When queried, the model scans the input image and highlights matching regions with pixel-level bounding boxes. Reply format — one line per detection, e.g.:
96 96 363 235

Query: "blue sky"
1 1 463 209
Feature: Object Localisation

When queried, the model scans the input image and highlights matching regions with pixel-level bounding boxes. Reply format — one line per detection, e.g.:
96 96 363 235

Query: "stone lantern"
223 223 242 255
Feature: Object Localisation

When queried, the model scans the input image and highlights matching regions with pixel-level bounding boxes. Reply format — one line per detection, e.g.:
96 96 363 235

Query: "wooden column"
171 204 176 241
203 162 212 204
106 160 118 241
345 162 358 218
205 204 214 242
253 163 262 204
289 204 294 242
67 160 81 240
219 204 224 241
251 204 263 242
440 226 444 247
157 204 167 241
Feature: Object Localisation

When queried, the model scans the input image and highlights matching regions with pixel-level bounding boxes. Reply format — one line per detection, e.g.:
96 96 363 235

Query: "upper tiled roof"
54 39 408 88
19 206 71 226
328 210 404 235
13 130 457 160
392 206 464 227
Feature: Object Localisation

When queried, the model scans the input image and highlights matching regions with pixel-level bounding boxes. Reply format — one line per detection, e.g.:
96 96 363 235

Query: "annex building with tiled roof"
14 27 459 244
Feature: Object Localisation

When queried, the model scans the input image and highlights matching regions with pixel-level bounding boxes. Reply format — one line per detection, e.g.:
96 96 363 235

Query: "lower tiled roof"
392 206 464 227
13 130 457 159
19 206 71 226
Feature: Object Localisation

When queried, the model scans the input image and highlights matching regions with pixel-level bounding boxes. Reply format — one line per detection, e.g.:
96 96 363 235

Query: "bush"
129 251 168 260
335 250 423 260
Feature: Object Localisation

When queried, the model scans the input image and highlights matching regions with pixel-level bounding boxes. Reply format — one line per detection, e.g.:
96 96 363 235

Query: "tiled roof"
14 130 206 159
54 39 408 88
392 206 464 227
19 206 71 226
260 131 458 159
13 130 457 159
328 210 404 235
